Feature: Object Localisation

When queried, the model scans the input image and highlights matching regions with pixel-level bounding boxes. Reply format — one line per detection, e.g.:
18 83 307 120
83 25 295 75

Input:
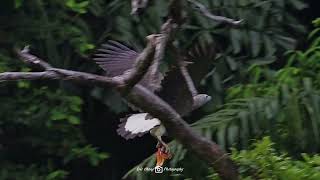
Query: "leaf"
66 0 90 14
230 29 242 54
67 116 80 125
17 81 31 89
46 170 68 180
264 35 276 56
50 111 67 121
226 56 238 71
274 35 296 50
14 0 23 8
250 31 261 57
289 0 308 10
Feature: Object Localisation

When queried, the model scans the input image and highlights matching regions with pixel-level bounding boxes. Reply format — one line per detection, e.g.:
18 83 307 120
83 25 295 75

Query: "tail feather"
116 113 161 140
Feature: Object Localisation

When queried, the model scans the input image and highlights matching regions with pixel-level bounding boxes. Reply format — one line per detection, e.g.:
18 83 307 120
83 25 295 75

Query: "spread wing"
93 40 163 92
94 40 139 77
185 42 216 87
157 67 194 116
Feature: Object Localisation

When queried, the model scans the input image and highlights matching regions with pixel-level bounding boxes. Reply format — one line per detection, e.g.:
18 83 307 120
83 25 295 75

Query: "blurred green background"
0 0 319 179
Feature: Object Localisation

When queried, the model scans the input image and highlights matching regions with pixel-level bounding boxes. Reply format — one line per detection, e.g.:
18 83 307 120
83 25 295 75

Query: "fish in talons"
156 143 172 167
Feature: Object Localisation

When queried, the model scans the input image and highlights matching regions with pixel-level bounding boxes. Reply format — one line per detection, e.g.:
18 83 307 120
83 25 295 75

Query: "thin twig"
178 59 198 96
188 0 243 25
131 0 149 15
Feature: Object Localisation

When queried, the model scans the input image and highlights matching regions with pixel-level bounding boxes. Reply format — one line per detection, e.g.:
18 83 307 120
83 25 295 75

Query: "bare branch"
0 70 122 87
0 72 57 81
16 46 52 70
188 0 243 26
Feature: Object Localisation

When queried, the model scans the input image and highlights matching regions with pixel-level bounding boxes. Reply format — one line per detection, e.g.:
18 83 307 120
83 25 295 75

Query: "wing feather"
157 67 194 116
93 41 139 77
185 41 216 87
94 41 163 92
117 113 161 140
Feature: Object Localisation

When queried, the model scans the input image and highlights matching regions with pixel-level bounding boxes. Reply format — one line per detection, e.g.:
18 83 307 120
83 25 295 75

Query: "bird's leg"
150 126 172 166
150 125 170 153
155 135 170 153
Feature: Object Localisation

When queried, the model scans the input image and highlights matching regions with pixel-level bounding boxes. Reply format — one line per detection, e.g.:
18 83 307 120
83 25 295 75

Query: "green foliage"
198 20 320 153
0 163 68 180
65 0 90 14
1 0 113 178
64 145 109 166
231 137 320 180
182 0 307 106
14 0 23 9
49 95 83 125
168 137 320 180
46 170 69 180
0 83 108 177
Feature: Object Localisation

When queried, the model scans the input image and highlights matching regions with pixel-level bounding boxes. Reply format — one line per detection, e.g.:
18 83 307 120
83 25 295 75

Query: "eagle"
93 39 213 152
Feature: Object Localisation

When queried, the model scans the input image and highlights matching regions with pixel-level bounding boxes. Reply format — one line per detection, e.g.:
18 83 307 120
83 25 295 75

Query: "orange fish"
156 145 172 166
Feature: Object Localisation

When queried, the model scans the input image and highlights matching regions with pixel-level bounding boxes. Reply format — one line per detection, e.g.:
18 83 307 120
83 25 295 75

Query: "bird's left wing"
94 40 163 92
94 40 139 77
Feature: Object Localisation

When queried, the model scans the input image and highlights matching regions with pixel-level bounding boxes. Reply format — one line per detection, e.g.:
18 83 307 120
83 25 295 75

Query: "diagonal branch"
119 35 157 92
149 19 176 90
187 0 243 25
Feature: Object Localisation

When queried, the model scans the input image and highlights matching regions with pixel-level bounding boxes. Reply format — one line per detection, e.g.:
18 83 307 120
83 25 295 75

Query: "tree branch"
0 70 122 87
119 36 157 92
149 19 176 90
187 0 243 26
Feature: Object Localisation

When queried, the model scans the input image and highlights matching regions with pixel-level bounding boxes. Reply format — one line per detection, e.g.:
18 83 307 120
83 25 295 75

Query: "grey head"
192 94 211 110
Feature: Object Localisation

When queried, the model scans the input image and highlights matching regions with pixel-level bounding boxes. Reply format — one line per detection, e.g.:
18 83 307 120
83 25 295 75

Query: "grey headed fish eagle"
93 39 212 152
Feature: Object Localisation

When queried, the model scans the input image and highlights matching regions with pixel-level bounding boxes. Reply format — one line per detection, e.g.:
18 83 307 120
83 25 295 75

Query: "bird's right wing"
185 42 216 87
157 67 194 116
